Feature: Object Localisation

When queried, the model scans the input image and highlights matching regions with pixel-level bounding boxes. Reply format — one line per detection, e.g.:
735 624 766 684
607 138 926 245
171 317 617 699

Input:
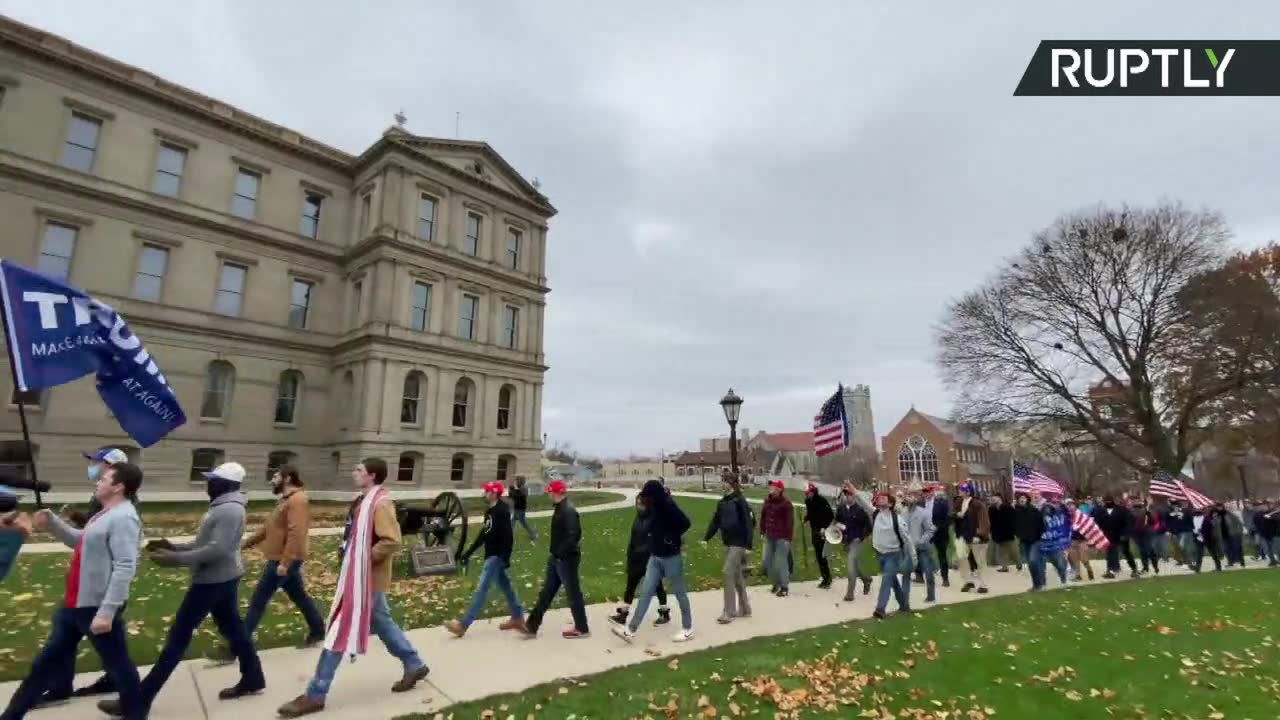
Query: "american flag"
1070 508 1110 550
1150 470 1214 510
812 385 849 457
1012 461 1065 496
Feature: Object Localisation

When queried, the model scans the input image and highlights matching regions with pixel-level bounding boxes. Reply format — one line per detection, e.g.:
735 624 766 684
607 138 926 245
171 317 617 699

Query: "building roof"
755 432 815 453
673 449 779 468
919 413 984 446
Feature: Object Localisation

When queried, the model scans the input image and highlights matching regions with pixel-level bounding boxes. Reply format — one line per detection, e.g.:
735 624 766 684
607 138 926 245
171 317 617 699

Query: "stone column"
361 358 386 433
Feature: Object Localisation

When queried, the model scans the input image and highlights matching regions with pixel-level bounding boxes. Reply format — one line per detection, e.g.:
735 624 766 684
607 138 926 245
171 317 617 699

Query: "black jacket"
1257 510 1279 540
929 495 951 530
627 508 656 567
640 480 690 558
1162 508 1193 535
989 503 1017 543
705 491 753 549
510 485 528 512
549 499 582 559
462 500 514 566
1013 504 1044 544
834 495 871 543
803 494 834 533
1092 504 1133 541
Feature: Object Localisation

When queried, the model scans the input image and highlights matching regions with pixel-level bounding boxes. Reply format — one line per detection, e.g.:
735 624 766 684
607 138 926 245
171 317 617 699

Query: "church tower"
842 384 876 452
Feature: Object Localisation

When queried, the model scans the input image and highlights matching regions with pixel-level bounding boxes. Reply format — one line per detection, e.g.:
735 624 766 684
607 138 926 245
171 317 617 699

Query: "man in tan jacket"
240 465 326 646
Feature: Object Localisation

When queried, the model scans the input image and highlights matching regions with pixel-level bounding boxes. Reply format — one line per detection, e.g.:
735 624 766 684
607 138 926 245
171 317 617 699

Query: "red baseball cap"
482 482 506 496
546 480 568 495
873 492 889 504
769 479 785 490
805 482 818 494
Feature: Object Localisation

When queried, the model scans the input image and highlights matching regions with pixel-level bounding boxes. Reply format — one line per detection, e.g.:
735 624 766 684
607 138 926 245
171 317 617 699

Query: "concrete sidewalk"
7 548 1270 719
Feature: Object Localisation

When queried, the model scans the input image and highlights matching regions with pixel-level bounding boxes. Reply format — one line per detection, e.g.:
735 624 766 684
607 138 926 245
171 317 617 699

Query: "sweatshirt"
641 486 691 558
48 502 141 621
907 505 936 545
760 494 794 541
462 500 514 567
164 491 247 584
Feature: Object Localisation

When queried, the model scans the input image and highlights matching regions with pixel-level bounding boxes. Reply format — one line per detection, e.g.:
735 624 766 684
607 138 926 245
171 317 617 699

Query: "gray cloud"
10 1 1279 457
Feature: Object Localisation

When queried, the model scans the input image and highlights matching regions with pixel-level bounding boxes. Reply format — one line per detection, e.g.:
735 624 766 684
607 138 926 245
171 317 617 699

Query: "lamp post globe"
720 389 744 475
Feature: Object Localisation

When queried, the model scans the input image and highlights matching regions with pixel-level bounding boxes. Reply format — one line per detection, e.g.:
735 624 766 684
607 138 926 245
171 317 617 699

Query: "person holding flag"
447 481 525 638
1063 498 1098 582
1032 493 1071 590
278 458 430 718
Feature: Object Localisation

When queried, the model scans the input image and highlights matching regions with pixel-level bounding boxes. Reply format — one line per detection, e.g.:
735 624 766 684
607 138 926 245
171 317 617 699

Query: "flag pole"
0 279 42 509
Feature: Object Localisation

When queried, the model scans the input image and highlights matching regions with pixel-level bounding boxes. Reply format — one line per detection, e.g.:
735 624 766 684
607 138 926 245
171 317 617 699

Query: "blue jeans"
513 510 537 541
1268 537 1280 564
526 555 589 634
1179 532 1202 571
244 560 327 639
763 538 791 589
1028 544 1045 588
629 554 692 632
2 607 143 720
461 556 523 626
914 543 937 600
143 579 263 706
1040 548 1068 585
875 549 912 614
306 592 425 699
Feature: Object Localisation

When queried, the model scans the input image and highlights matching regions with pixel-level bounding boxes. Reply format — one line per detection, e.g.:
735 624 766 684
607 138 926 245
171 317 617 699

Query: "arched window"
401 371 425 425
397 452 422 483
274 370 303 424
201 361 235 419
497 453 516 482
452 378 474 428
496 384 515 431
898 435 940 485
450 452 473 484
190 447 225 483
267 450 298 482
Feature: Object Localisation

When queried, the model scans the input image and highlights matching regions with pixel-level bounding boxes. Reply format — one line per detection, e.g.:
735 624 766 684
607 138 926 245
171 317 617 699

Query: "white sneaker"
611 625 636 643
672 628 695 643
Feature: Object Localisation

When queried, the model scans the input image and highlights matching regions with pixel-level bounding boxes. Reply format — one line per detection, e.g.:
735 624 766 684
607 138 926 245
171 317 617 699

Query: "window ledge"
199 417 227 425
273 422 298 429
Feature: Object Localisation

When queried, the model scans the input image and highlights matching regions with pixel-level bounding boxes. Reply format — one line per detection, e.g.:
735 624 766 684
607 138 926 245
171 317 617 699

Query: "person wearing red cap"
521 480 590 639
801 483 834 590
760 480 794 596
446 482 523 638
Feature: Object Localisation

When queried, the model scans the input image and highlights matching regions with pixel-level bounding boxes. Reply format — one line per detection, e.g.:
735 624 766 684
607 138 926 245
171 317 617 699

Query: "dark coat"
549 500 582 559
760 493 794 541
988 503 1017 543
955 497 989 542
705 491 754 549
1092 504 1134 541
835 496 872 543
462 500 514 566
509 485 529 512
639 479 690 558
626 508 656 568
803 494 834 532
1013 504 1044 544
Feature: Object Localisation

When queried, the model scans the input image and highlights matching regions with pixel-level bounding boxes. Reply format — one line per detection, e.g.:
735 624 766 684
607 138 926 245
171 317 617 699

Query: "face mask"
88 464 102 482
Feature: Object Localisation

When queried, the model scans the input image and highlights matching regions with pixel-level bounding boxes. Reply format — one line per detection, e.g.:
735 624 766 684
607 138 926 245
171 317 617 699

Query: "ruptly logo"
1014 41 1280 96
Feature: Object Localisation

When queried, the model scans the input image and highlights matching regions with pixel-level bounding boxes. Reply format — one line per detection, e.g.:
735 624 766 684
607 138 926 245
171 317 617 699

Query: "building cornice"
333 328 549 374
346 230 551 295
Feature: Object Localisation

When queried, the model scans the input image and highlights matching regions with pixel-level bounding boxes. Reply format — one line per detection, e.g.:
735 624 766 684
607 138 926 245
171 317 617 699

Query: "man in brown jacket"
240 465 326 646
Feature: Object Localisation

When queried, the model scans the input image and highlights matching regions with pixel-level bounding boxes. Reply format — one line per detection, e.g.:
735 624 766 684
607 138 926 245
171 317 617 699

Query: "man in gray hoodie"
99 462 265 718
2 462 146 720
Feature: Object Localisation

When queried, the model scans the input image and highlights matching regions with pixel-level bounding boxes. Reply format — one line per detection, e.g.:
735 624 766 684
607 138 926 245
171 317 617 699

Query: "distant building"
671 449 778 478
842 384 876 451
880 409 1008 493
748 432 818 476
600 460 671 480
699 428 752 452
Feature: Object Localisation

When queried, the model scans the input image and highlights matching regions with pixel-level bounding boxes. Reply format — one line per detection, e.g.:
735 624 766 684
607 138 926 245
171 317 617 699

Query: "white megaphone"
824 522 845 545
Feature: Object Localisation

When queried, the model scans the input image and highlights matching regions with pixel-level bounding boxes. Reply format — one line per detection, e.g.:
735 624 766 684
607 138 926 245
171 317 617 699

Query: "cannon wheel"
424 491 468 559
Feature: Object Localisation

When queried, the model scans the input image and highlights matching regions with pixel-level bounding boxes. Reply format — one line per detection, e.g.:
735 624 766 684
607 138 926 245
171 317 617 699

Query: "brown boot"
277 694 325 718
444 620 466 638
391 665 430 693
498 616 526 632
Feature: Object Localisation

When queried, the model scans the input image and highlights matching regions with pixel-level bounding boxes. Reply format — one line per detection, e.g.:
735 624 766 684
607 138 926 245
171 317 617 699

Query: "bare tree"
818 446 879 487
936 203 1235 476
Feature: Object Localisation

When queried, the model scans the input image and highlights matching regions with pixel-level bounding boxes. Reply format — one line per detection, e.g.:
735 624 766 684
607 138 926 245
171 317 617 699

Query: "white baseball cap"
203 462 245 484
84 448 129 464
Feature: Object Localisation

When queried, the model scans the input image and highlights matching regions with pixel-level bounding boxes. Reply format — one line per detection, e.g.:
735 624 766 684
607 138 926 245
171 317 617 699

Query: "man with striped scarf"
278 458 430 718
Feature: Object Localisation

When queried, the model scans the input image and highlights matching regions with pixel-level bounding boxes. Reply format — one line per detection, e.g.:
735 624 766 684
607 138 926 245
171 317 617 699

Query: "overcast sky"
9 2 1279 458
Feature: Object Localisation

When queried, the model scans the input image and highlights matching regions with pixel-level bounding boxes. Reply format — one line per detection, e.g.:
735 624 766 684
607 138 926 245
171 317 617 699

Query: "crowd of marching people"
1 451 1277 720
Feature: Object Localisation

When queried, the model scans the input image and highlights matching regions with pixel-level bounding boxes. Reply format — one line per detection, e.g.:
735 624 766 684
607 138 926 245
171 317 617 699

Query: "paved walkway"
7 541 1271 719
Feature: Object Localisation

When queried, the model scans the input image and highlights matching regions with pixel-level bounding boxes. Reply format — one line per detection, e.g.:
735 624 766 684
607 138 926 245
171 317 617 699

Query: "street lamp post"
720 388 744 476
1232 450 1250 501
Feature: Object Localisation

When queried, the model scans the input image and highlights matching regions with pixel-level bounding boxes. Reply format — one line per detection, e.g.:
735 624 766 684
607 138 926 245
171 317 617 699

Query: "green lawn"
416 570 1280 720
0 494 829 681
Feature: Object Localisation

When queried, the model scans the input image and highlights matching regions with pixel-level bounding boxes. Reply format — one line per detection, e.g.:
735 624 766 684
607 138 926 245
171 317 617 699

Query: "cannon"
395 491 469 576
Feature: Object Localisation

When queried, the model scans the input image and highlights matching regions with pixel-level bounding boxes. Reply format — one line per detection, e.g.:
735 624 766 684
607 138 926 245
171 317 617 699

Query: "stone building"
0 16 552 490
842 383 876 452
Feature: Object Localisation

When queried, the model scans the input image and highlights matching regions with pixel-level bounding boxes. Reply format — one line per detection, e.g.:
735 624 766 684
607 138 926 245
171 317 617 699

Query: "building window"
497 454 516 482
274 370 303 424
133 245 169 302
189 448 224 483
464 212 481 256
397 452 421 483
215 263 247 316
37 222 78 281
898 435 940 485
350 281 363 327
359 193 372 235
405 281 431 332
231 168 261 219
201 360 236 419
267 450 297 482
502 306 519 349
450 453 472 484
152 143 187 196
288 279 313 329
300 192 323 238
61 112 102 172
506 228 521 270
417 195 436 241
452 378 473 428
401 371 424 425
497 385 514 431
459 294 479 340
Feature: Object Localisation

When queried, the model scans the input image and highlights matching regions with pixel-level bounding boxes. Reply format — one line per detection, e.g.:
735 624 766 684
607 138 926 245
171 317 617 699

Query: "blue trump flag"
0 260 186 447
